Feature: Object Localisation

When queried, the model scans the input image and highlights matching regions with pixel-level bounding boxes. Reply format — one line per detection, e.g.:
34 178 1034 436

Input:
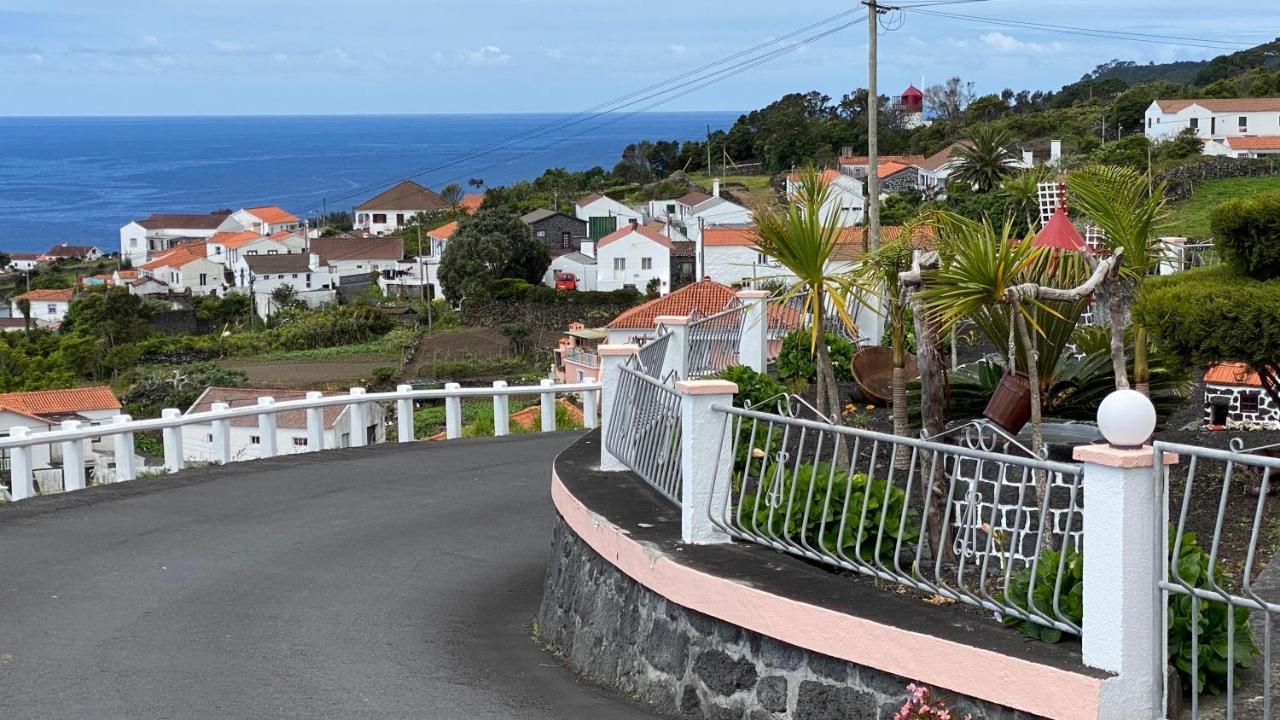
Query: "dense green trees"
1209 191 1280 279
438 206 550 303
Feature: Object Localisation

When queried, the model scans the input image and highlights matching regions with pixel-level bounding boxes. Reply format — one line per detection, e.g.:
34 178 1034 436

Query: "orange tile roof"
13 287 74 302
427 220 459 241
607 279 736 329
1204 362 1262 387
830 225 935 262
597 222 673 250
0 386 120 417
876 161 912 179
209 231 267 250
186 387 345 429
1226 135 1280 151
1156 98 1280 113
141 242 209 271
702 226 761 247
245 206 298 224
459 194 484 214
269 229 301 242
840 154 926 167
787 168 844 184
116 270 139 280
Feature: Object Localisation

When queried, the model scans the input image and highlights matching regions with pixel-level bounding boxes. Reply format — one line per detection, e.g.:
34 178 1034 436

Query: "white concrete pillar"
582 385 598 429
1073 443 1174 719
540 379 556 432
161 408 184 473
111 415 134 482
396 385 415 443
256 397 277 458
348 387 367 447
211 402 232 464
60 420 85 491
305 391 325 451
736 290 770 373
492 381 510 437
598 344 639 471
676 379 737 544
655 315 690 379
444 382 462 439
8 426 34 500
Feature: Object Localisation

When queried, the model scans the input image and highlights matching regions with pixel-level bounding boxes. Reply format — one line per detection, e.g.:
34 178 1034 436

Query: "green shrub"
775 330 854 383
714 365 784 409
1002 546 1084 644
1209 191 1280 279
371 366 396 384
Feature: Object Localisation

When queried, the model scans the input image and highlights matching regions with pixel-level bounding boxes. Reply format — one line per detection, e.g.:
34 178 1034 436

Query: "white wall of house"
218 210 300 236
688 201 753 237
1144 101 1280 142
324 257 401 276
702 246 786 287
543 255 598 291
786 175 865 227
353 210 421 236
595 231 670 293
149 256 227 296
8 257 39 271
180 405 386 463
11 299 69 323
218 237 295 268
120 222 220 265
0 406 121 484
575 197 643 232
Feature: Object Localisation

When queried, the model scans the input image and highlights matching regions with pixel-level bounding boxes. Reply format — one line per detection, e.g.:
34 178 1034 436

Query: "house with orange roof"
218 206 301 236
1146 98 1280 151
0 386 126 493
206 230 301 269
785 168 865 227
1204 363 1280 430
139 242 227 296
595 219 674 294
373 219 460 301
10 287 75 325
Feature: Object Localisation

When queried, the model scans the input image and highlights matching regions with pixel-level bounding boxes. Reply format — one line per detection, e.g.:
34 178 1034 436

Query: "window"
536 230 546 238
291 274 298 279
130 238 138 248
1147 118 1152 129
293 437 308 447
207 434 213 442
1240 393 1261 414
250 435 261 445
246 250 258 255
267 250 278 255
1189 117 1199 130
614 258 626 271
198 273 207 286
1239 115 1248 131
665 203 676 214
641 257 652 270
561 231 571 249
757 252 768 264
372 213 387 224
396 213 405 225
46 304 56 314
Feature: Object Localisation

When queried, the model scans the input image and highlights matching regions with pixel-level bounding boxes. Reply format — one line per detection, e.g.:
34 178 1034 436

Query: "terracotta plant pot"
983 371 1032 435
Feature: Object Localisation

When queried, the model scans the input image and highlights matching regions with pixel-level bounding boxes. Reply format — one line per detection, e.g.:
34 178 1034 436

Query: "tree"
753 167 858 419
0 251 9 269
1210 191 1280 279
441 183 464 209
270 284 298 309
1000 165 1054 232
923 77 976 124
61 287 156 351
437 206 551 303
467 178 485 190
948 126 1020 192
1089 135 1151 171
16 297 30 333
854 230 922 446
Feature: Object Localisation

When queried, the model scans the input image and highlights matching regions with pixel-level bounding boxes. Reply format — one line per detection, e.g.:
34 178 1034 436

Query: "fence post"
655 315 690 379
396 385 415 443
444 382 462 439
257 397 277 458
540 379 556 432
676 379 737 544
736 289 770 373
8 426 34 500
61 420 86 491
598 344 639 471
1074 392 1171 720
161 408 184 473
348 387 367 447
493 381 510 436
302 391 325 451
111 415 134 482
211 402 232 464
582 384 598 429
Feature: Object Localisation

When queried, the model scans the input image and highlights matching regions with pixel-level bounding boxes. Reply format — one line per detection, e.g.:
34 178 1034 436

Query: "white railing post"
736 289 770 373
396 384 415 443
492 381 510 437
676 379 737 544
444 382 462 439
655 315 690 379
348 387 367 447
305 391 325 451
211 402 232 464
539 378 556 432
582 384 598 429
111 415 135 482
257 397 277 458
61 420 85 491
598 344 639 471
8 426 34 500
161 408 184 473
1073 443 1173 719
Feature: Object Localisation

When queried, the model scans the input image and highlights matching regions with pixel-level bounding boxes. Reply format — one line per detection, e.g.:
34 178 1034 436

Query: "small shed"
1204 363 1280 430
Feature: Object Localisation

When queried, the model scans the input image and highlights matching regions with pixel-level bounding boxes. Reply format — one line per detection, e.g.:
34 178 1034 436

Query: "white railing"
564 349 600 369
0 381 600 502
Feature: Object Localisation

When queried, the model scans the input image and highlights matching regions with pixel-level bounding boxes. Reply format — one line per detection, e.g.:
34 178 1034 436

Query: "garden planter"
983 371 1032 435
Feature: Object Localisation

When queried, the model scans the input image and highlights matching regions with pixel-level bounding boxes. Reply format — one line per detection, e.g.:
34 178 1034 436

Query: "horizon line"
0 109 747 120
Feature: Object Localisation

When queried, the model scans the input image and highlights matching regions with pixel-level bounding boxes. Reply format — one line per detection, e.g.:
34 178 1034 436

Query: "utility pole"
706 125 712 176
864 1 892 253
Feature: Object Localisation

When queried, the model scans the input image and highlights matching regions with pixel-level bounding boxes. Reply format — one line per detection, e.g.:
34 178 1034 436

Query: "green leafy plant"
775 330 854 384
1002 546 1084 644
1209 190 1280 280
714 365 784 409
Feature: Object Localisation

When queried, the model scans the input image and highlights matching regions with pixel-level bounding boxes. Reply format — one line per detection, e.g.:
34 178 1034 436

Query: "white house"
207 231 302 271
7 253 41 271
786 169 865 227
1203 135 1280 159
0 386 128 493
119 212 230 266
138 243 228 297
574 193 643 240
181 387 387 462
594 220 672 294
235 253 338 318
1145 98 1280 147
10 287 74 325
699 226 781 287
379 220 458 301
353 180 450 235
218 206 301 236
310 235 405 279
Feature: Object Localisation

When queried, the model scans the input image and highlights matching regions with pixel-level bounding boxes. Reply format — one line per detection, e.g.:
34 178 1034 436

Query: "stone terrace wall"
538 516 1046 720
1156 156 1280 204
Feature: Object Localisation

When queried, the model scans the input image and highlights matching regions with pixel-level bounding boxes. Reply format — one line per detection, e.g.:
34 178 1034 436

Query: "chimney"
1050 140 1062 164
1022 149 1034 167
712 179 720 197
309 252 319 269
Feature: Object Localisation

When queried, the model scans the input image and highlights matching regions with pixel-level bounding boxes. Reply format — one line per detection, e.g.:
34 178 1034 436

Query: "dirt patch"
217 354 398 390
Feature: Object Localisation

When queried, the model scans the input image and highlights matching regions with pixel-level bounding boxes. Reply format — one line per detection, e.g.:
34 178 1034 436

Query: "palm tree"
1000 165 1054 233
1065 165 1169 394
16 297 30 333
949 126 1021 192
754 167 858 419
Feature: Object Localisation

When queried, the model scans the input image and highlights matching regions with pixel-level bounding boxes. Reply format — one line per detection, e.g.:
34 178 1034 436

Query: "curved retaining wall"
539 441 1106 720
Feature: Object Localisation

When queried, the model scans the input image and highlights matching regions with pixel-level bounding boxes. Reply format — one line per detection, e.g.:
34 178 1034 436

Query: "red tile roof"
596 222 673 250
786 169 844 184
702 227 761 247
607 279 738 329
840 154 926 167
245 206 298 225
1204 362 1263 387
876 161 912 179
13 287 74 303
0 386 120 417
209 231 266 250
186 387 345 429
1226 135 1280 151
427 220 459 241
459 194 484 214
1156 98 1280 113
141 242 209 271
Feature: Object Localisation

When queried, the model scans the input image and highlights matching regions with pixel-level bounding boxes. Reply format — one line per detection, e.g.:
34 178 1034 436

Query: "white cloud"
544 48 563 60
211 40 246 54
669 44 688 57
460 45 510 66
978 31 1063 55
141 35 161 48
317 48 357 69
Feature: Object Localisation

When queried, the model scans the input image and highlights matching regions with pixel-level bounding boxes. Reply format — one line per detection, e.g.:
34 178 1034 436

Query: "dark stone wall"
1156 157 1280 203
538 515 1046 720
528 215 589 257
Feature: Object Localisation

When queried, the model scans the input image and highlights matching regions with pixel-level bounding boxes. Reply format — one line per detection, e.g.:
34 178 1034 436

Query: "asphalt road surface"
0 434 657 720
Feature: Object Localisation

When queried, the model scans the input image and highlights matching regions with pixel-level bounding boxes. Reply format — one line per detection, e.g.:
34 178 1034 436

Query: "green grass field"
1166 174 1280 240
689 172 771 190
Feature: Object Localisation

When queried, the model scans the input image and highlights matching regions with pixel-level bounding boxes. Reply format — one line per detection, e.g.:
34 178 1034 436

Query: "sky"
0 1 1277 117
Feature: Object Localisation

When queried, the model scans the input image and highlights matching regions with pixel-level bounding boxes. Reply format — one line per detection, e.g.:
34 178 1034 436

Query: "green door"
589 216 614 241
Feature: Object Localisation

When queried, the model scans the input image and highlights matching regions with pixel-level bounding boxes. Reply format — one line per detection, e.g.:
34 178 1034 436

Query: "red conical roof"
1034 206 1086 251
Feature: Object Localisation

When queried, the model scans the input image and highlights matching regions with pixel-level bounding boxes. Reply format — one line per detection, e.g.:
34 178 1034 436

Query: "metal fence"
709 399 1084 637
1182 242 1221 270
687 300 746 379
634 331 672 378
604 364 683 505
1154 440 1279 720
771 288 863 344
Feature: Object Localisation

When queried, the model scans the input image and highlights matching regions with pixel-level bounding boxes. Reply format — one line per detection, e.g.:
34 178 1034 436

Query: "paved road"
0 434 656 720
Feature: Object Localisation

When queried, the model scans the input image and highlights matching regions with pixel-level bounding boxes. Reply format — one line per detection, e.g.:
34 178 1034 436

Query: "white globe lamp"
1096 389 1157 449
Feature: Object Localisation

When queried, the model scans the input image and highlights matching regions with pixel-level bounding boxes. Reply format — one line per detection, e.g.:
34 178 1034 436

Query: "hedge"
1209 191 1280 280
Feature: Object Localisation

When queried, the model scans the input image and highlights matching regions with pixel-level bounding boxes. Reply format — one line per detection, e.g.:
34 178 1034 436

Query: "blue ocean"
0 112 740 254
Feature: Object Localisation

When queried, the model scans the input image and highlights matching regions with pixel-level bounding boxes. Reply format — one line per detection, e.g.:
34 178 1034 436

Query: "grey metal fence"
687 300 746 379
1154 440 1279 720
770 288 862 344
605 364 683 504
634 331 672 378
1182 242 1221 270
709 399 1084 637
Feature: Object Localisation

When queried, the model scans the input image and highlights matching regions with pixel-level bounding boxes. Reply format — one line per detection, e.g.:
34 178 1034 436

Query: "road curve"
0 434 656 720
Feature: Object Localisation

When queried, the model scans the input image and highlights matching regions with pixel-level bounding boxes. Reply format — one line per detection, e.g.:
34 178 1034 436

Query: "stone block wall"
1204 383 1280 430
538 516 1046 720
